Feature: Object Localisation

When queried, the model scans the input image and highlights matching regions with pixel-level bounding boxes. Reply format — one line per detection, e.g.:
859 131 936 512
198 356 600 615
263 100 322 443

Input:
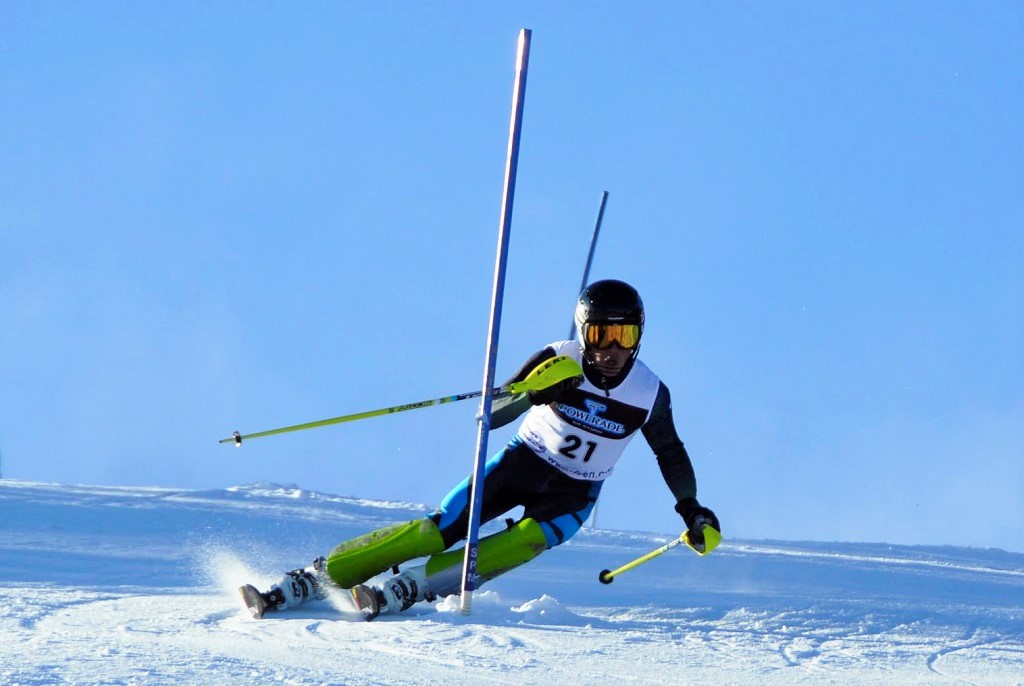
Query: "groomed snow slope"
1 480 1021 685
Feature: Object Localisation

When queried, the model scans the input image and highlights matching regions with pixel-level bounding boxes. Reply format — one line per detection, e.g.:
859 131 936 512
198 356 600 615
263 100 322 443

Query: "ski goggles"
583 323 641 350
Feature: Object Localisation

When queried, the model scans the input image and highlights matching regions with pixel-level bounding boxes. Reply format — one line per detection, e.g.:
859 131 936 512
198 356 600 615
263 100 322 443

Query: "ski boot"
349 565 435 621
239 556 328 619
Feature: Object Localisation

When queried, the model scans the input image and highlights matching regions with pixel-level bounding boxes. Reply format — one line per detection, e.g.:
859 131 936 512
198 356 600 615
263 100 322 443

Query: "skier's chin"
596 363 624 377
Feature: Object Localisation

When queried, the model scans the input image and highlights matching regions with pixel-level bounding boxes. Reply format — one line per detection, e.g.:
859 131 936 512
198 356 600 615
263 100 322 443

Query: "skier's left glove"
528 374 583 406
675 497 720 547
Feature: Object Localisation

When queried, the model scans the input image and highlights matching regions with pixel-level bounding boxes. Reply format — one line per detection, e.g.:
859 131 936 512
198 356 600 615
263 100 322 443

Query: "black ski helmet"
574 279 645 352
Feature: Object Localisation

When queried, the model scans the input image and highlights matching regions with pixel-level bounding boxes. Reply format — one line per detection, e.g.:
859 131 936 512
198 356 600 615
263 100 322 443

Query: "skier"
240 279 720 620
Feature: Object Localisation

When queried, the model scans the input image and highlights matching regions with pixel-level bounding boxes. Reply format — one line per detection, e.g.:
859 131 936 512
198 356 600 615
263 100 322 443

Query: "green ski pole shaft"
220 355 582 446
219 390 486 446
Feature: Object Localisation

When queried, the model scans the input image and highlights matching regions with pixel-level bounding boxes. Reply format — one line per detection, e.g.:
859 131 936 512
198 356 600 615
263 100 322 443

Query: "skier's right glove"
675 497 720 548
528 374 583 406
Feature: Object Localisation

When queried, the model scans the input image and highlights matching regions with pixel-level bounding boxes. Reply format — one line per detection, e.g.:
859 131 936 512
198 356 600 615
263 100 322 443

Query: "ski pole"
219 355 581 446
598 534 686 584
598 524 721 584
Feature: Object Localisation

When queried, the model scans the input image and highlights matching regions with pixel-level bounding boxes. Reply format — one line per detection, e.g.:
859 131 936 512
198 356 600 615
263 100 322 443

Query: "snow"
1 480 1021 685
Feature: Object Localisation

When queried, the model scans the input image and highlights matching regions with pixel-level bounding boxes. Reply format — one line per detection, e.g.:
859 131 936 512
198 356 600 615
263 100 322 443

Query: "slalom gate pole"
572 190 609 530
567 190 609 340
460 28 532 616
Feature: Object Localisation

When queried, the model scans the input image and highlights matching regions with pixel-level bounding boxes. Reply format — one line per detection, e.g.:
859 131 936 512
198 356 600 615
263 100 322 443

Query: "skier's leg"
369 447 601 611
245 442 533 618
349 442 531 618
324 518 445 588
415 478 602 602
430 442 525 549
240 556 329 618
242 519 446 618
525 477 603 548
354 517 549 618
329 440 528 595
422 517 549 597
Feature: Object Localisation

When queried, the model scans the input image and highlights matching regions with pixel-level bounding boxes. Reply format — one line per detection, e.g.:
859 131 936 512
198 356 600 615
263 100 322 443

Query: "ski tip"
239 584 268 620
349 585 382 621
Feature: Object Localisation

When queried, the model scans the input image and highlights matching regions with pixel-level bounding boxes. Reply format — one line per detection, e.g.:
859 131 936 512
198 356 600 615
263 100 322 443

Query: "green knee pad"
424 518 547 597
325 518 445 588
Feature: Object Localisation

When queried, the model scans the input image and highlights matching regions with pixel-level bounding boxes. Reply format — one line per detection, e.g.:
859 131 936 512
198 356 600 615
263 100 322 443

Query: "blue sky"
2 3 1021 551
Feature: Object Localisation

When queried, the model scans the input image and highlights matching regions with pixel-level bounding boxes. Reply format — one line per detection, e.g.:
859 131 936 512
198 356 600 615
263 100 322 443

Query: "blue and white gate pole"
460 28 532 616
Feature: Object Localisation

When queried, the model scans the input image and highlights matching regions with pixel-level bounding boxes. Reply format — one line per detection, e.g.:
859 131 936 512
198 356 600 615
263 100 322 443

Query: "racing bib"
516 340 661 480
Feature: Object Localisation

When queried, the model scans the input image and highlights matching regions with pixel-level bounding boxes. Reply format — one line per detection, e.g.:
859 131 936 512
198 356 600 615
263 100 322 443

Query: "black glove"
675 497 720 547
527 374 583 406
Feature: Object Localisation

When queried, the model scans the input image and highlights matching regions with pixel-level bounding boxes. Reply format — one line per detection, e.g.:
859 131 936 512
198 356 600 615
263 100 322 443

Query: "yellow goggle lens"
583 323 641 350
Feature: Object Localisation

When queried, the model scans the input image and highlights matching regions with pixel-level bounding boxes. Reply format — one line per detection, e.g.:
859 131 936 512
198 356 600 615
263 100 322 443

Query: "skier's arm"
641 383 697 503
642 383 721 536
490 347 558 429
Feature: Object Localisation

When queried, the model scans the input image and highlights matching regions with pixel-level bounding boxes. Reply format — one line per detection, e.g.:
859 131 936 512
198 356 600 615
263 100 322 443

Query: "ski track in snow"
1 480 1022 685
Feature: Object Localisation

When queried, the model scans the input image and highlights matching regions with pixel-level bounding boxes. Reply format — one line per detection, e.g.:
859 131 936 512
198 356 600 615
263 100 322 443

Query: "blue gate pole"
567 190 610 340
569 190 610 529
460 28 532 616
